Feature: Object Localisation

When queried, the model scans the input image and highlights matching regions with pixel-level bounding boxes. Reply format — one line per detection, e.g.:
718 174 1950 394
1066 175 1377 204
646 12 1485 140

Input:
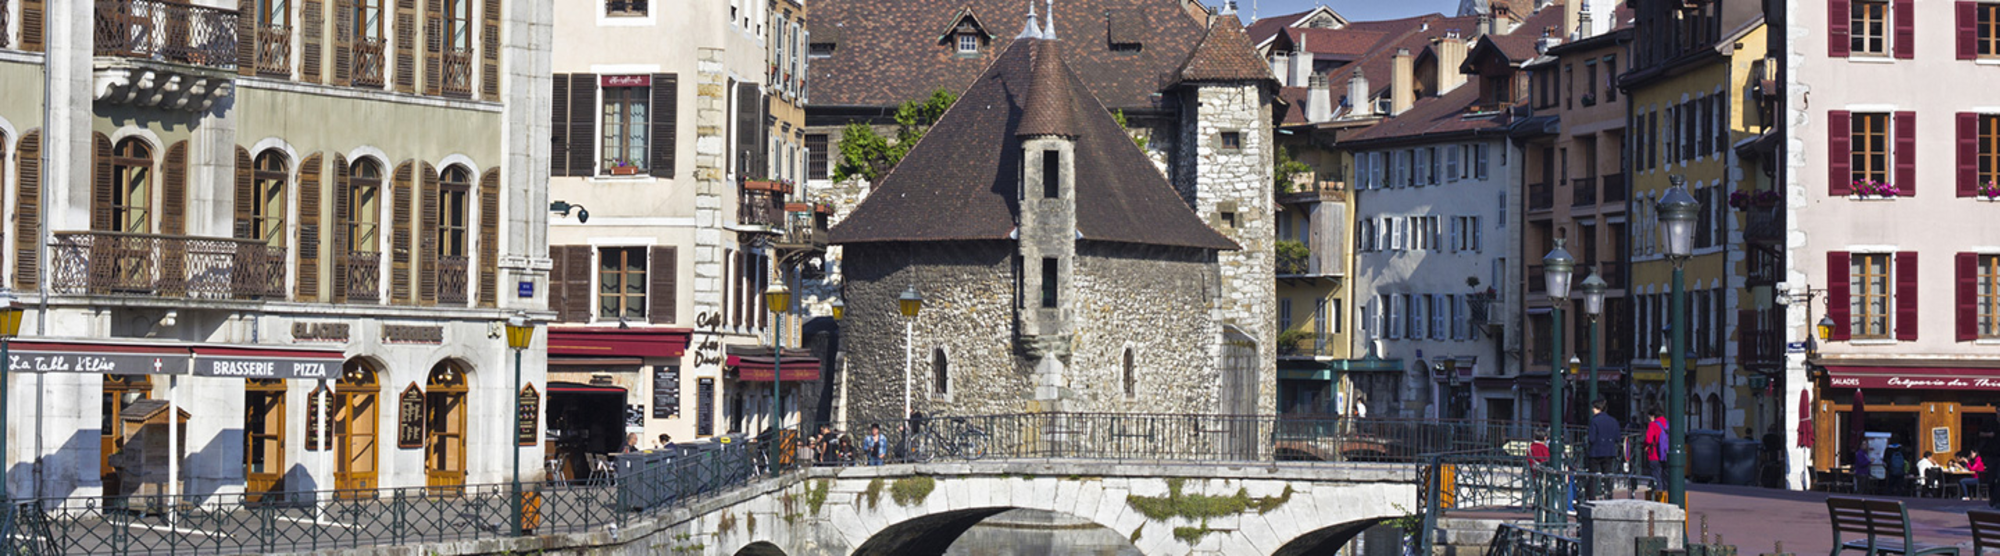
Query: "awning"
734 356 821 382
189 345 344 379
548 327 690 359
1827 366 2000 391
8 339 343 379
549 357 645 367
547 381 628 395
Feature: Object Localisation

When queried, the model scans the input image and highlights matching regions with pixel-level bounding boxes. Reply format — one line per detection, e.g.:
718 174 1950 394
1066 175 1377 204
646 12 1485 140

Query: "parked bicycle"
907 417 988 463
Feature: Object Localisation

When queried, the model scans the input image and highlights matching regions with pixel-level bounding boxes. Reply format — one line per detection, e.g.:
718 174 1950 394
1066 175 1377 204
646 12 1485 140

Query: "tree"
833 89 959 182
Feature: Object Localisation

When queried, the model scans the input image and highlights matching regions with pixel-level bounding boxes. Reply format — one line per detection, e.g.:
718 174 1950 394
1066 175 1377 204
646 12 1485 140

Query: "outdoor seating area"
1825 496 1966 556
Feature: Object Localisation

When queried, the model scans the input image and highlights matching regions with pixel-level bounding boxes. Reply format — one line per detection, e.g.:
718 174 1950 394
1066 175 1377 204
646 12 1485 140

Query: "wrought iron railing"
0 0 11 50
352 36 387 88
1572 177 1597 207
1486 523 1582 556
437 255 469 306
440 48 473 98
780 210 824 248
343 251 380 303
94 0 240 70
254 25 290 77
1529 182 1554 211
1278 335 1340 357
51 231 286 299
739 188 783 229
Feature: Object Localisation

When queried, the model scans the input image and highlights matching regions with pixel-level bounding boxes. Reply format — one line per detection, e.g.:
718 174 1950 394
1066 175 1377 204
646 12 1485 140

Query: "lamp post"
502 312 536 536
1543 239 1576 469
764 284 792 472
897 286 924 420
1580 269 1607 412
1658 179 1701 508
0 291 21 506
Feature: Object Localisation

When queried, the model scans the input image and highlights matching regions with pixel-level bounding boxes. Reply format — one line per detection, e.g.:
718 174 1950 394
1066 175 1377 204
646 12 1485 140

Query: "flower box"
609 166 642 176
1849 179 1901 199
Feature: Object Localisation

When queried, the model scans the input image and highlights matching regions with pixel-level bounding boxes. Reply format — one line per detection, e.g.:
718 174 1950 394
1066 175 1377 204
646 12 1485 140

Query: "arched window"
933 348 948 395
1707 393 1723 432
348 159 382 254
250 151 288 246
438 166 470 258
111 139 152 233
1688 394 1704 429
1122 348 1136 397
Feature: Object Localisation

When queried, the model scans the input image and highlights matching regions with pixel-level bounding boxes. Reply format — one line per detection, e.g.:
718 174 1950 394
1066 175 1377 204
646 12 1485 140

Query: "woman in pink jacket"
1643 406 1668 494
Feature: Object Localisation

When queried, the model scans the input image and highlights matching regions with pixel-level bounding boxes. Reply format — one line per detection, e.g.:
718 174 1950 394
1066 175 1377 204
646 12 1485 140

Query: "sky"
1209 0 1464 26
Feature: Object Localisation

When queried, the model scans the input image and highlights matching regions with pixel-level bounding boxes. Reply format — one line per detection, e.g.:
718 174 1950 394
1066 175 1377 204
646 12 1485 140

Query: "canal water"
943 509 1142 555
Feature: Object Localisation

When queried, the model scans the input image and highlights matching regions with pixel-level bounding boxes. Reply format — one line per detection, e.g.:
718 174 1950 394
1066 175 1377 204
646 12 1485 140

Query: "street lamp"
0 291 21 506
764 283 792 472
830 298 845 322
1542 239 1575 470
501 311 535 535
898 286 924 420
1658 179 1700 508
1580 269 1607 412
1817 315 1835 343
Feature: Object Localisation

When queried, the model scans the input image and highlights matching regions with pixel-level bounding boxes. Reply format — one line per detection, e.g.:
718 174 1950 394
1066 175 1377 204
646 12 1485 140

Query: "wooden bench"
1970 509 2000 555
1827 496 1960 556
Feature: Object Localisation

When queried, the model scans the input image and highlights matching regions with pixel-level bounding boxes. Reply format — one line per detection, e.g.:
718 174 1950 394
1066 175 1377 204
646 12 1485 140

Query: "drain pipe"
31 12 55 501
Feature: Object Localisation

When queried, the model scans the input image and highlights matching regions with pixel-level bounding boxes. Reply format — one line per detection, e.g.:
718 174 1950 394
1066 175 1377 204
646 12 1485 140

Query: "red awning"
1826 366 2000 391
548 327 690 359
734 356 820 382
549 357 645 367
547 381 628 395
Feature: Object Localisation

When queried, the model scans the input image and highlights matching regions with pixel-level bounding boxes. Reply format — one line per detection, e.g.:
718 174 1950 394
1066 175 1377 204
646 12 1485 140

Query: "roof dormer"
939 8 997 56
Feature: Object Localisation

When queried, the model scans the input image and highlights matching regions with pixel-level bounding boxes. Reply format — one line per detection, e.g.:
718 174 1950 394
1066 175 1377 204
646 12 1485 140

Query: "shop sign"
306 385 328 451
696 378 715 437
653 365 680 419
398 383 425 449
1933 426 1952 455
600 74 651 87
517 385 540 446
194 356 336 380
383 325 444 344
1829 375 2000 390
7 349 186 375
293 322 351 342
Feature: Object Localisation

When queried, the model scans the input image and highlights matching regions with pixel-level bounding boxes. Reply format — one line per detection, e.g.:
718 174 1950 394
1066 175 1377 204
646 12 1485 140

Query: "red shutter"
1962 112 1981 197
1828 251 1853 341
1829 110 1852 196
1961 2 1980 60
1895 111 1916 196
1831 0 1852 57
1894 0 1915 59
1959 252 1980 341
1896 251 1919 341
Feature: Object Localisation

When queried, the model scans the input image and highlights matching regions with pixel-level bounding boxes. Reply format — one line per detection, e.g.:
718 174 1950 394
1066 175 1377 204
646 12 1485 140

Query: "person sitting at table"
1960 449 1986 500
1917 451 1940 494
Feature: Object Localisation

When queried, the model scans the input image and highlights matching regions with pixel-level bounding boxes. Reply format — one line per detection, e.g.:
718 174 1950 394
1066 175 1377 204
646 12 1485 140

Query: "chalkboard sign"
653 365 680 418
517 385 540 446
305 385 327 451
1934 426 1952 455
398 384 425 449
696 378 715 437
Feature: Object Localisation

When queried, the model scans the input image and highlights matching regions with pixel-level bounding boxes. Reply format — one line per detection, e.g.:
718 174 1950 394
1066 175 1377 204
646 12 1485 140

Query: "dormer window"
958 33 980 54
941 10 990 57
809 43 834 58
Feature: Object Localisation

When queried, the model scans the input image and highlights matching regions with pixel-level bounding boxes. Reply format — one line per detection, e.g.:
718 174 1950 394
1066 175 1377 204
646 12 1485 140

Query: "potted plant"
609 160 641 176
1979 180 2000 200
1754 190 1780 207
1850 179 1901 199
1728 190 1749 209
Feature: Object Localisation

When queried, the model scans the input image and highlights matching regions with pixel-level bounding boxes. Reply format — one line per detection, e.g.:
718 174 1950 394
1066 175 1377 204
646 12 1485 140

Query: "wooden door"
244 379 287 500
100 375 153 497
334 361 380 496
424 362 468 492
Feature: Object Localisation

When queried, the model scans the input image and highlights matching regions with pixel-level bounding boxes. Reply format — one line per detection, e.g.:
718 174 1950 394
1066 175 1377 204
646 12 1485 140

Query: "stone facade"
1176 82 1279 416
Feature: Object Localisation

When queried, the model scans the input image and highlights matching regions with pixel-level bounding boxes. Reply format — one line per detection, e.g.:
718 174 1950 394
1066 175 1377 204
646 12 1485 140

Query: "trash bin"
1688 430 1724 483
1721 438 1759 485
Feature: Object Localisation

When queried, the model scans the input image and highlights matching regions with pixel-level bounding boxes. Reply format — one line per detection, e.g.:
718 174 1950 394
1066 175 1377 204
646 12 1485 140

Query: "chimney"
1536 26 1563 54
1307 74 1333 123
1044 0 1058 39
1476 12 1493 37
1271 52 1290 86
1564 0 1581 40
1391 48 1414 115
1433 35 1468 94
1346 69 1372 117
1578 2 1595 38
1292 49 1313 90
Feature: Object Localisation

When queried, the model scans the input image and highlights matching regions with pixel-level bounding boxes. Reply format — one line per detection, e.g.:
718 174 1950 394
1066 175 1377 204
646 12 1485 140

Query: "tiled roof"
808 0 1215 110
1177 13 1279 83
829 39 1237 251
1342 85 1508 144
1323 15 1481 107
1246 9 1314 44
1275 28 1390 59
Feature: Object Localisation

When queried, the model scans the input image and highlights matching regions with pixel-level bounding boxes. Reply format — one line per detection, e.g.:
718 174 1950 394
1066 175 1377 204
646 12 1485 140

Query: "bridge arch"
852 507 1135 556
1271 519 1388 556
732 541 788 556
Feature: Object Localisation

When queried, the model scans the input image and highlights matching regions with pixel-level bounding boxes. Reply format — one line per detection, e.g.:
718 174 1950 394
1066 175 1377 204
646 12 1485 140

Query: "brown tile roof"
1274 28 1391 60
1246 9 1314 44
808 0 1213 110
1177 13 1279 83
1342 85 1508 144
1018 45 1080 137
829 39 1237 251
1467 5 1568 67
1323 15 1481 107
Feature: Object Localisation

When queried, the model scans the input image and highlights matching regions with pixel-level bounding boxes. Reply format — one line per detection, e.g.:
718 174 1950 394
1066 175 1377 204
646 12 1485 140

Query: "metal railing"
779 210 825 249
0 0 11 50
352 37 387 88
1487 523 1581 556
1529 182 1554 211
1572 177 1597 207
253 25 290 77
436 255 469 305
1278 335 1340 357
343 251 380 303
440 48 474 98
1277 250 1309 275
51 231 286 299
739 188 783 229
94 0 240 70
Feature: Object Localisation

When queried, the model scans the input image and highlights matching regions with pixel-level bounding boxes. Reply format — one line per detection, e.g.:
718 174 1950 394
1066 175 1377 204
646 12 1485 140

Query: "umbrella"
1849 388 1866 463
1797 390 1815 449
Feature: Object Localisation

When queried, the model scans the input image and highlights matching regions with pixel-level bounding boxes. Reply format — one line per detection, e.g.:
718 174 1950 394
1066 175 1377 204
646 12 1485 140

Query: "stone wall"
1176 83 1278 416
841 242 1024 422
1063 243 1221 413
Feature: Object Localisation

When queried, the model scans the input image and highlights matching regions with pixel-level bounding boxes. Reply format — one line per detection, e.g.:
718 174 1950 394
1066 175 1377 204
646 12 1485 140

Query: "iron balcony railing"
1571 177 1597 207
1528 182 1553 211
738 187 783 229
51 231 285 300
352 36 388 87
0 0 10 50
253 24 290 77
440 48 474 98
1601 173 1627 204
94 0 240 70
1277 335 1340 357
437 254 469 306
779 209 826 249
343 251 381 303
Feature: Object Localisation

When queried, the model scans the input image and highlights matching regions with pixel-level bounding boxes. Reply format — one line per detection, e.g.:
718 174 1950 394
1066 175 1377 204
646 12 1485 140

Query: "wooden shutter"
1960 252 1980 341
298 153 324 301
15 130 40 290
1896 251 1920 341
419 166 440 304
424 0 444 95
558 246 592 323
649 246 676 324
551 74 569 176
234 147 255 238
735 83 762 179
1830 0 1852 57
1961 112 1980 197
390 162 415 303
303 0 326 82
1828 110 1851 196
1828 251 1853 341
650 74 677 178
20 0 44 52
547 245 568 319
162 142 188 235
238 0 258 76
482 0 501 100
569 74 597 176
1894 0 1915 59
395 0 418 92
92 133 114 231
478 168 499 307
334 0 355 85
1961 2 1979 60
332 155 351 302
1894 111 1916 196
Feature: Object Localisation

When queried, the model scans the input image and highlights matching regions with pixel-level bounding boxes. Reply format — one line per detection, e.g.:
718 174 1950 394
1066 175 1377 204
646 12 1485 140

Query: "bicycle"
908 417 988 463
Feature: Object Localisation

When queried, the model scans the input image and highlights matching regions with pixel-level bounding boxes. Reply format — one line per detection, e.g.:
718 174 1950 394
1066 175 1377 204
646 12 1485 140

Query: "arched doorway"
100 374 153 497
335 360 381 493
425 361 470 490
245 378 286 499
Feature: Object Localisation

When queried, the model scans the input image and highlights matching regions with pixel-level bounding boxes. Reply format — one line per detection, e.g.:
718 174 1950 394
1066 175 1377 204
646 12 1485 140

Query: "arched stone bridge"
473 460 1419 556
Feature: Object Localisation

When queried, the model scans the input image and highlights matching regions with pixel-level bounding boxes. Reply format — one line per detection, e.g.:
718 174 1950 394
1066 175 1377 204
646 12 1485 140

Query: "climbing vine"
1125 479 1294 522
863 478 885 510
890 476 936 507
807 479 831 515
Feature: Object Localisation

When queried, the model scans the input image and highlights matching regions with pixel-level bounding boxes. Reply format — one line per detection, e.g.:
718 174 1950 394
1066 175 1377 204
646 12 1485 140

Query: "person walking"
1586 400 1622 500
1643 406 1668 498
861 424 889 466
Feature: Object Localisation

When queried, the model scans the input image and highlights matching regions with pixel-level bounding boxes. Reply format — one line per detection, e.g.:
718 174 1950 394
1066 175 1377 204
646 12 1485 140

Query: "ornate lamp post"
764 284 792 471
502 311 536 535
1543 239 1576 468
1658 179 1701 508
1580 269 1608 412
897 286 924 420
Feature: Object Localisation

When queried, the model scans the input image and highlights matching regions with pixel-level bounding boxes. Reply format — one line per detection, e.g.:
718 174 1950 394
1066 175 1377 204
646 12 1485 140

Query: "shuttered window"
108 139 153 234
477 169 498 306
599 247 646 319
1850 113 1890 192
431 165 469 305
1850 253 1892 339
1981 255 2000 338
1852 0 1890 55
1964 113 2000 197
1970 2 2000 58
348 160 382 254
15 131 41 290
602 84 649 173
296 154 323 301
549 245 591 322
252 152 288 245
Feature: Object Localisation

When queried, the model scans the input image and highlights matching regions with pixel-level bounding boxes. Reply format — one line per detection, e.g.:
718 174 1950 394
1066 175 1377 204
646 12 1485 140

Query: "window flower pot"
610 166 641 176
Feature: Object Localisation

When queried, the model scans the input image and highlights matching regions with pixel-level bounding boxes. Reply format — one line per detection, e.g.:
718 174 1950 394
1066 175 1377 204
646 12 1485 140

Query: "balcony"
1745 205 1783 245
436 255 469 306
351 37 388 88
251 24 290 77
1275 180 1347 205
1528 182 1553 212
1571 177 1597 207
1737 311 1782 366
738 181 788 229
776 204 829 252
93 0 238 112
1601 173 1626 204
1276 334 1341 357
51 231 284 300
440 48 474 98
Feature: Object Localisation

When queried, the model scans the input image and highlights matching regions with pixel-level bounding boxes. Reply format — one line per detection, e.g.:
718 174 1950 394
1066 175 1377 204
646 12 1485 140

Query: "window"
1315 298 1329 340
438 166 470 258
1980 255 2000 338
1565 64 1575 109
347 159 381 253
1605 57 1617 101
1411 294 1427 339
957 34 979 54
1852 253 1891 338
1220 131 1243 150
806 134 828 180
605 0 647 16
110 139 153 233
1979 115 2000 191
350 0 388 87
1852 0 1889 55
1042 149 1060 198
1851 112 1889 187
1122 349 1136 397
1279 298 1293 330
1474 145 1490 180
601 82 651 174
1330 299 1344 334
809 43 835 58
250 151 287 245
1979 3 2000 57
1041 257 1059 308
1584 62 1598 105
933 349 949 394
1388 295 1404 340
599 247 647 319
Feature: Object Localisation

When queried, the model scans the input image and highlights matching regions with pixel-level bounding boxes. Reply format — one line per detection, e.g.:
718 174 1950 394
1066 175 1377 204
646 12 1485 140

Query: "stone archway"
1270 519 1387 556
852 507 1138 556
733 541 787 556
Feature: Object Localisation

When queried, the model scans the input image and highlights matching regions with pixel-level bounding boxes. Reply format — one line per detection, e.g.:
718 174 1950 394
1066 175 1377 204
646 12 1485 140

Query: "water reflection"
943 509 1142 556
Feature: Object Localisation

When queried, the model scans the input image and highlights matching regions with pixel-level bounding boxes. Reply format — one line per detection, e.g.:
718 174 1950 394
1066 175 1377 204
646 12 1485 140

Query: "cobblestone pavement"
1688 483 1987 553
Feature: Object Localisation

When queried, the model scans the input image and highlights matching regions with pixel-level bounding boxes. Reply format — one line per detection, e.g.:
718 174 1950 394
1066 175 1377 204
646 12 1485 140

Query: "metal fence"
1487 523 1581 556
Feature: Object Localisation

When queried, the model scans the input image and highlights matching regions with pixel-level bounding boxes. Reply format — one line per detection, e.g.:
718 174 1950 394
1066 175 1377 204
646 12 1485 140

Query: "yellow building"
1274 145 1356 416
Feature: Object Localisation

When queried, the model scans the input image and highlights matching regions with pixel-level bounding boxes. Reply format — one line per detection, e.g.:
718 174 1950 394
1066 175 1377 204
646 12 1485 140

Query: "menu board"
696 378 715 437
653 366 680 419
517 385 540 446
305 385 327 451
398 384 424 449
